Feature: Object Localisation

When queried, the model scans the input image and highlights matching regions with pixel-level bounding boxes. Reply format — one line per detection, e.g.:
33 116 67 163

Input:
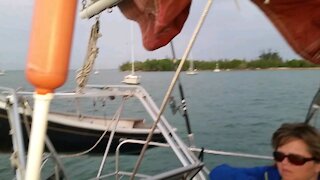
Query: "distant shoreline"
221 67 320 71
262 67 320 70
121 67 320 72
213 67 320 71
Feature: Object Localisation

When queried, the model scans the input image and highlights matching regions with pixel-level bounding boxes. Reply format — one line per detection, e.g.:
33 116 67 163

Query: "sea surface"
1 69 320 179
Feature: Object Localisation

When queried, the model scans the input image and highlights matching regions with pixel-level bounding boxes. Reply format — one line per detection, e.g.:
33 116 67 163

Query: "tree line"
119 51 319 71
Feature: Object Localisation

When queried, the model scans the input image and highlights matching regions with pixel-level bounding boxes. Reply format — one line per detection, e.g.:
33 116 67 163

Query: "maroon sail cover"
119 0 320 64
243 0 320 64
252 0 320 64
118 0 191 51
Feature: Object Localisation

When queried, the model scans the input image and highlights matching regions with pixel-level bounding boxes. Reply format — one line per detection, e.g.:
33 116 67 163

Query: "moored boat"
213 63 220 72
122 74 141 85
186 56 198 75
0 85 166 154
0 109 164 155
122 22 141 85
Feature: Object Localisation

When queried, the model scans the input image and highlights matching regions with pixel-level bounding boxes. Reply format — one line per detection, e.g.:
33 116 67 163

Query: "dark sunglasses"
273 151 316 166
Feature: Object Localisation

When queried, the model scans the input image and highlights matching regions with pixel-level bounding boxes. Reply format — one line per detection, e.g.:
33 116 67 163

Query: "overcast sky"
0 0 300 70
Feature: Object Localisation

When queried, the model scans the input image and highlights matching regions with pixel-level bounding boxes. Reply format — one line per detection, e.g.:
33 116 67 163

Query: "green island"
119 51 320 71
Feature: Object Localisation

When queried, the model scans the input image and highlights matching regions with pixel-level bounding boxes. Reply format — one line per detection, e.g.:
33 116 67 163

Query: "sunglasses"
273 151 316 166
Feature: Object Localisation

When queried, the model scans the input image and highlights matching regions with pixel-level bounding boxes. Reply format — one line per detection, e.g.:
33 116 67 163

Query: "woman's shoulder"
209 164 281 180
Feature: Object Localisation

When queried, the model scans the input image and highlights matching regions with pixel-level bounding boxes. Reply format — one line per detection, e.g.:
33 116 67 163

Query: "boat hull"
122 74 141 85
0 108 165 155
186 71 198 75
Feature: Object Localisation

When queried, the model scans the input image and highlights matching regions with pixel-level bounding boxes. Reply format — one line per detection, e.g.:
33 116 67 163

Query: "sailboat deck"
49 111 146 129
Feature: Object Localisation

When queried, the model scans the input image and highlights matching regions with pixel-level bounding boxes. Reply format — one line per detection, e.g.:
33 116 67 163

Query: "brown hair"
272 122 320 161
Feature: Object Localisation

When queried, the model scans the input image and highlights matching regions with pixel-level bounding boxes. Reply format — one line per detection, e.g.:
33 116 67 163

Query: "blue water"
1 69 320 179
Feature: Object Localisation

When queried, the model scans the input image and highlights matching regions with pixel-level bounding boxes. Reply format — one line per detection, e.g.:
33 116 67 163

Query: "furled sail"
252 0 320 64
118 0 192 51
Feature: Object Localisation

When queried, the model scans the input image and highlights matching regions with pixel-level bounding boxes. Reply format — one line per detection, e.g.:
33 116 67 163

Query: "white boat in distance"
93 69 99 75
122 74 141 84
186 59 198 75
122 22 141 85
0 69 5 76
213 63 221 72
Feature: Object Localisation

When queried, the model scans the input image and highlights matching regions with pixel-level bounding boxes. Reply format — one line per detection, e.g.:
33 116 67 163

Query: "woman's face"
276 139 320 180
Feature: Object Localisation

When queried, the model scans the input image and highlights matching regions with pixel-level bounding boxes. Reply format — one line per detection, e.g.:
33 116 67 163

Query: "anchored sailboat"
122 22 141 85
186 59 198 75
213 63 221 72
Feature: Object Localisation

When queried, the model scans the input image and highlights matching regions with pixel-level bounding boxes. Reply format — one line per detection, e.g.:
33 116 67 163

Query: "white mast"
130 22 135 75
122 22 140 85
189 53 194 71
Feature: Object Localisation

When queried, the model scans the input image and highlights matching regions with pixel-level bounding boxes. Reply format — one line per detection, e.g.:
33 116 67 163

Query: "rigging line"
41 138 69 180
170 41 195 147
130 1 213 179
305 86 320 124
97 97 126 178
234 0 241 11
169 41 177 63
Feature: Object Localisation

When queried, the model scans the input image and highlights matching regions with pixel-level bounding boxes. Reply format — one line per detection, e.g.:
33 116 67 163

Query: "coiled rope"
76 17 102 92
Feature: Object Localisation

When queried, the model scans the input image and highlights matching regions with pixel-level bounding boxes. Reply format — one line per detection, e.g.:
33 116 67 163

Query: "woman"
210 122 320 180
272 122 320 180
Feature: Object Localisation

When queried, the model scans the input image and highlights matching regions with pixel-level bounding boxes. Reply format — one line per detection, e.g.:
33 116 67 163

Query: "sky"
0 0 300 70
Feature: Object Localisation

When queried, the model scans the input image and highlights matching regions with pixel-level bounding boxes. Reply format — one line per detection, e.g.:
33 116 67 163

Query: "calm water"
1 69 320 179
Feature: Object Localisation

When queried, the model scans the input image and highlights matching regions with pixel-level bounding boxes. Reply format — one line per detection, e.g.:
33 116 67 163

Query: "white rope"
76 18 102 92
97 97 126 178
